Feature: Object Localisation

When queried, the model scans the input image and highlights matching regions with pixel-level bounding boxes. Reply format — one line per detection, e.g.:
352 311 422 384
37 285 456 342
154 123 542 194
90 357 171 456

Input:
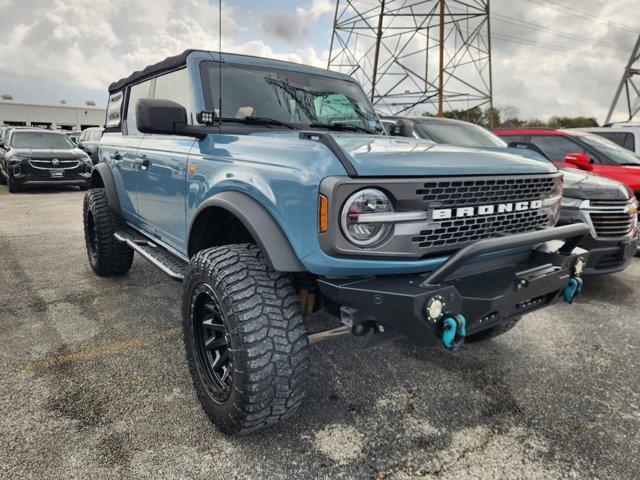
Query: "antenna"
218 0 223 129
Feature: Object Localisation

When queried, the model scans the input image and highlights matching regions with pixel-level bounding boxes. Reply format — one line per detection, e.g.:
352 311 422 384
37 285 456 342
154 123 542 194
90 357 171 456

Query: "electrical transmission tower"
605 34 640 124
327 0 493 118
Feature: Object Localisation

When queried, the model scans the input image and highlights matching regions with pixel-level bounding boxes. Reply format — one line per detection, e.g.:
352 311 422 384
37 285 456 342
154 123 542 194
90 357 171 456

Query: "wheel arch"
90 163 123 218
188 192 305 272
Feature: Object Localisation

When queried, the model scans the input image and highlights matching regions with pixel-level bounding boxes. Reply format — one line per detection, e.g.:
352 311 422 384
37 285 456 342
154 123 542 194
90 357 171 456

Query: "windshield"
10 131 75 149
201 62 384 133
417 120 507 148
578 132 640 166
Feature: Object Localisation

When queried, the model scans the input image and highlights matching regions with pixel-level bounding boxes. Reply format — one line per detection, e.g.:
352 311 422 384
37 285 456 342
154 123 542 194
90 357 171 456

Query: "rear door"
104 80 152 221
135 69 196 251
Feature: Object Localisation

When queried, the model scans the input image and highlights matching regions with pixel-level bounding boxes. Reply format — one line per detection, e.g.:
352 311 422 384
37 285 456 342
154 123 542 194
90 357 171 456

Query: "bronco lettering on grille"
432 200 543 220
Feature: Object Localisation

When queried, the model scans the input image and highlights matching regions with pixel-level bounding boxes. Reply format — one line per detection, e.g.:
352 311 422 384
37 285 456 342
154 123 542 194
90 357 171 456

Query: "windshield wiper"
618 162 640 166
309 122 378 135
223 117 295 129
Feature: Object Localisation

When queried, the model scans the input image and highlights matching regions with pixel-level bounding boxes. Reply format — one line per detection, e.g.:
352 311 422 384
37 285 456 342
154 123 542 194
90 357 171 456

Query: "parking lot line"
23 326 181 373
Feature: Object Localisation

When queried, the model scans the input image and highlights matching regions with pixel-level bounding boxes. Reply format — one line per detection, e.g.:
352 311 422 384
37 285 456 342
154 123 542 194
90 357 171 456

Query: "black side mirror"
136 98 188 136
389 119 414 137
136 98 209 139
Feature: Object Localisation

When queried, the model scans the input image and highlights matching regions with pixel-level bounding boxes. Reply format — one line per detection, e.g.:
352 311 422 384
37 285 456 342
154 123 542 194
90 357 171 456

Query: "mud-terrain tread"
465 316 521 343
182 244 309 435
83 188 133 276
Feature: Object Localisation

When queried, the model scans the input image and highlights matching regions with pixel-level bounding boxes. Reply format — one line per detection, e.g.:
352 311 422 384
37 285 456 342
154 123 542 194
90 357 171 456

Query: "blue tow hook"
442 314 467 351
563 277 583 304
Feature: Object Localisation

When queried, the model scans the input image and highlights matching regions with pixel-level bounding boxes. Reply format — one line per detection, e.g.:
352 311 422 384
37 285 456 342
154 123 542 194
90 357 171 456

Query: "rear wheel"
83 188 133 276
182 244 309 435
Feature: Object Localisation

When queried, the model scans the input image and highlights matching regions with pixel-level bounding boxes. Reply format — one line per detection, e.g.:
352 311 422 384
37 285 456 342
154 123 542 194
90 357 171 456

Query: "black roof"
109 49 196 93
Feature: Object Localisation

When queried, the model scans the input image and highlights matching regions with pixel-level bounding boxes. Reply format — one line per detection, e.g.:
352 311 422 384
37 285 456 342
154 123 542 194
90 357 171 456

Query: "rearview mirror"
564 152 593 171
389 119 414 138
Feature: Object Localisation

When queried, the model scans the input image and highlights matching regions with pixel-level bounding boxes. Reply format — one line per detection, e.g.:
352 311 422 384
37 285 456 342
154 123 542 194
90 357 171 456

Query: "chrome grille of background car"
411 175 558 250
28 159 80 170
589 199 634 237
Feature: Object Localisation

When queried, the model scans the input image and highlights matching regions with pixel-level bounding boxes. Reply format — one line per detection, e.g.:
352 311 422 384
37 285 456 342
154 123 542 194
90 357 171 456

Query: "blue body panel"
101 50 559 277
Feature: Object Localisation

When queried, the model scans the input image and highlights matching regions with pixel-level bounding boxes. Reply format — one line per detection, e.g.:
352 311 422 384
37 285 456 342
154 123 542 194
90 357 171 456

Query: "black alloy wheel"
190 284 232 403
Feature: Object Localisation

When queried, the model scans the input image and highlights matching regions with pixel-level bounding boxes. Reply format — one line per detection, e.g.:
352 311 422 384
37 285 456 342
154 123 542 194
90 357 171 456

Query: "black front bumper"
580 235 637 275
319 224 590 346
9 160 91 187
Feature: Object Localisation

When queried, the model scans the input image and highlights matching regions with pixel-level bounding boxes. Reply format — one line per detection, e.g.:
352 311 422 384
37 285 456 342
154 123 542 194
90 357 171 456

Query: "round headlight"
340 188 394 247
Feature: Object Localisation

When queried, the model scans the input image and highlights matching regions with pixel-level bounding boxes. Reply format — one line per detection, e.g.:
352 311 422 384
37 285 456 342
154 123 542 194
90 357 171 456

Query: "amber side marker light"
319 195 329 233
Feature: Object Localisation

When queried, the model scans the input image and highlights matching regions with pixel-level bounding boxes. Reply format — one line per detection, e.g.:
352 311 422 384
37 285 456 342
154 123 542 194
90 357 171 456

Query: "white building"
0 97 105 131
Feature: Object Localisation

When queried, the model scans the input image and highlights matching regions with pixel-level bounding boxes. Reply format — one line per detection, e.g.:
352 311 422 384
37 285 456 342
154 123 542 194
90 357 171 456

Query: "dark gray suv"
0 129 92 192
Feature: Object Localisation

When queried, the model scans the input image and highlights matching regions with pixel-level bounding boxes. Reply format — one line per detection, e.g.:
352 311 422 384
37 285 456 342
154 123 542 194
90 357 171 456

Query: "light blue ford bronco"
84 50 590 434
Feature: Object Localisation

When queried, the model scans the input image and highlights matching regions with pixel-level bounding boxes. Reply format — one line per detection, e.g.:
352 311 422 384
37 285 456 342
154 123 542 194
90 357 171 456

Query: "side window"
125 80 152 136
529 136 582 162
153 69 194 123
106 91 124 129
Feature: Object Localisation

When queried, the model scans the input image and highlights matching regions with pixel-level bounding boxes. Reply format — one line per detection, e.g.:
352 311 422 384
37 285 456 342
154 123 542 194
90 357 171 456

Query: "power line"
492 32 630 57
521 0 639 34
492 13 633 53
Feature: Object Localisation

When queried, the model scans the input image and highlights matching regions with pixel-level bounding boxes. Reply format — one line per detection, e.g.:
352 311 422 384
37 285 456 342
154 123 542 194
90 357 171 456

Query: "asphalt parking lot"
1 187 639 480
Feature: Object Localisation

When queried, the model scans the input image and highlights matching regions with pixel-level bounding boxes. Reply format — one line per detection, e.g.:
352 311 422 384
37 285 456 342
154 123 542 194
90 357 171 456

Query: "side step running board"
114 228 187 282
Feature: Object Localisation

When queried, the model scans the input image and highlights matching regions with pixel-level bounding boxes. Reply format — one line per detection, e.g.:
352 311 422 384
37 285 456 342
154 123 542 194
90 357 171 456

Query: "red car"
494 128 640 200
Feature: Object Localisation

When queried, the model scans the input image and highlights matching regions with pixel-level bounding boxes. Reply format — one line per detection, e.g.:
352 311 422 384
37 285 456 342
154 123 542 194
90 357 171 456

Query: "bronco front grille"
411 175 559 252
416 176 557 208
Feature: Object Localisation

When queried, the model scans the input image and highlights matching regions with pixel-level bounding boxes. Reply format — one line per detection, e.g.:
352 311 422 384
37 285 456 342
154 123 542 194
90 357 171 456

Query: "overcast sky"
0 0 637 123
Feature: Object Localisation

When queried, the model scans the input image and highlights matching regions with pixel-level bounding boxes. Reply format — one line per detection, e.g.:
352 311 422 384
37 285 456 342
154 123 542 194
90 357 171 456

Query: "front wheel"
83 188 134 275
7 173 22 193
182 244 309 435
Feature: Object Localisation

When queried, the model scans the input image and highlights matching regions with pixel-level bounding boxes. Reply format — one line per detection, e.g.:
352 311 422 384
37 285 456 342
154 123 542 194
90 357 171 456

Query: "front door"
135 136 194 251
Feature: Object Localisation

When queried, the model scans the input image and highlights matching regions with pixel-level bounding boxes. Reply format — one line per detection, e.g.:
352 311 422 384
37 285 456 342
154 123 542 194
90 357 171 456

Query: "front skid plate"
318 248 587 346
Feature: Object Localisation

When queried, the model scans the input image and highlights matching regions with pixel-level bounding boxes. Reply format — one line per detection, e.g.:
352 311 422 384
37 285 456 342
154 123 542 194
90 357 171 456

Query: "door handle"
111 152 122 161
135 155 150 167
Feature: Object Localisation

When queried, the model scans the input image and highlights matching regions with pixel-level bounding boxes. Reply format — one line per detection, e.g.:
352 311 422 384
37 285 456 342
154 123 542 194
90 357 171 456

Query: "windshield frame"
9 131 76 149
199 61 385 134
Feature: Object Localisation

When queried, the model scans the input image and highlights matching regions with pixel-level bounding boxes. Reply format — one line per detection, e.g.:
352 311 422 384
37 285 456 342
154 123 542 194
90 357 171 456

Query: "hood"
254 132 558 176
561 168 630 200
9 147 85 158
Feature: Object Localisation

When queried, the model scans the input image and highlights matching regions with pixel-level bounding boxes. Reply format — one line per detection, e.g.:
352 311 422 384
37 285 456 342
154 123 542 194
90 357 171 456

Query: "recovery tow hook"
563 277 583 304
442 314 467 351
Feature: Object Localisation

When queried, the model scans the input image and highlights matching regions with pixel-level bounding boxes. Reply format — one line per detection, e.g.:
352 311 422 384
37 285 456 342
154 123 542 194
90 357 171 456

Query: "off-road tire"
83 188 134 276
465 316 521 343
182 244 309 435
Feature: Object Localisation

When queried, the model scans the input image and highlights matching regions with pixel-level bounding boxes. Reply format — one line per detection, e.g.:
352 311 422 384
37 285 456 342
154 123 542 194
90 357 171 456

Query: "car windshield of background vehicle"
579 132 640 165
10 131 75 149
417 121 507 148
201 62 384 133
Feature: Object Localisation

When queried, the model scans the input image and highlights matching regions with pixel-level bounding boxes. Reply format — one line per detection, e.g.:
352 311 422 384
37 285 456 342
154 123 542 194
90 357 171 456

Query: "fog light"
426 296 445 322
573 257 585 276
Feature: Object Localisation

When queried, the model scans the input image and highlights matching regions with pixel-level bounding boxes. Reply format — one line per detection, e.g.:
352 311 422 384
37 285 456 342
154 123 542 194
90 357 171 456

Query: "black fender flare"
189 191 305 272
91 163 123 218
